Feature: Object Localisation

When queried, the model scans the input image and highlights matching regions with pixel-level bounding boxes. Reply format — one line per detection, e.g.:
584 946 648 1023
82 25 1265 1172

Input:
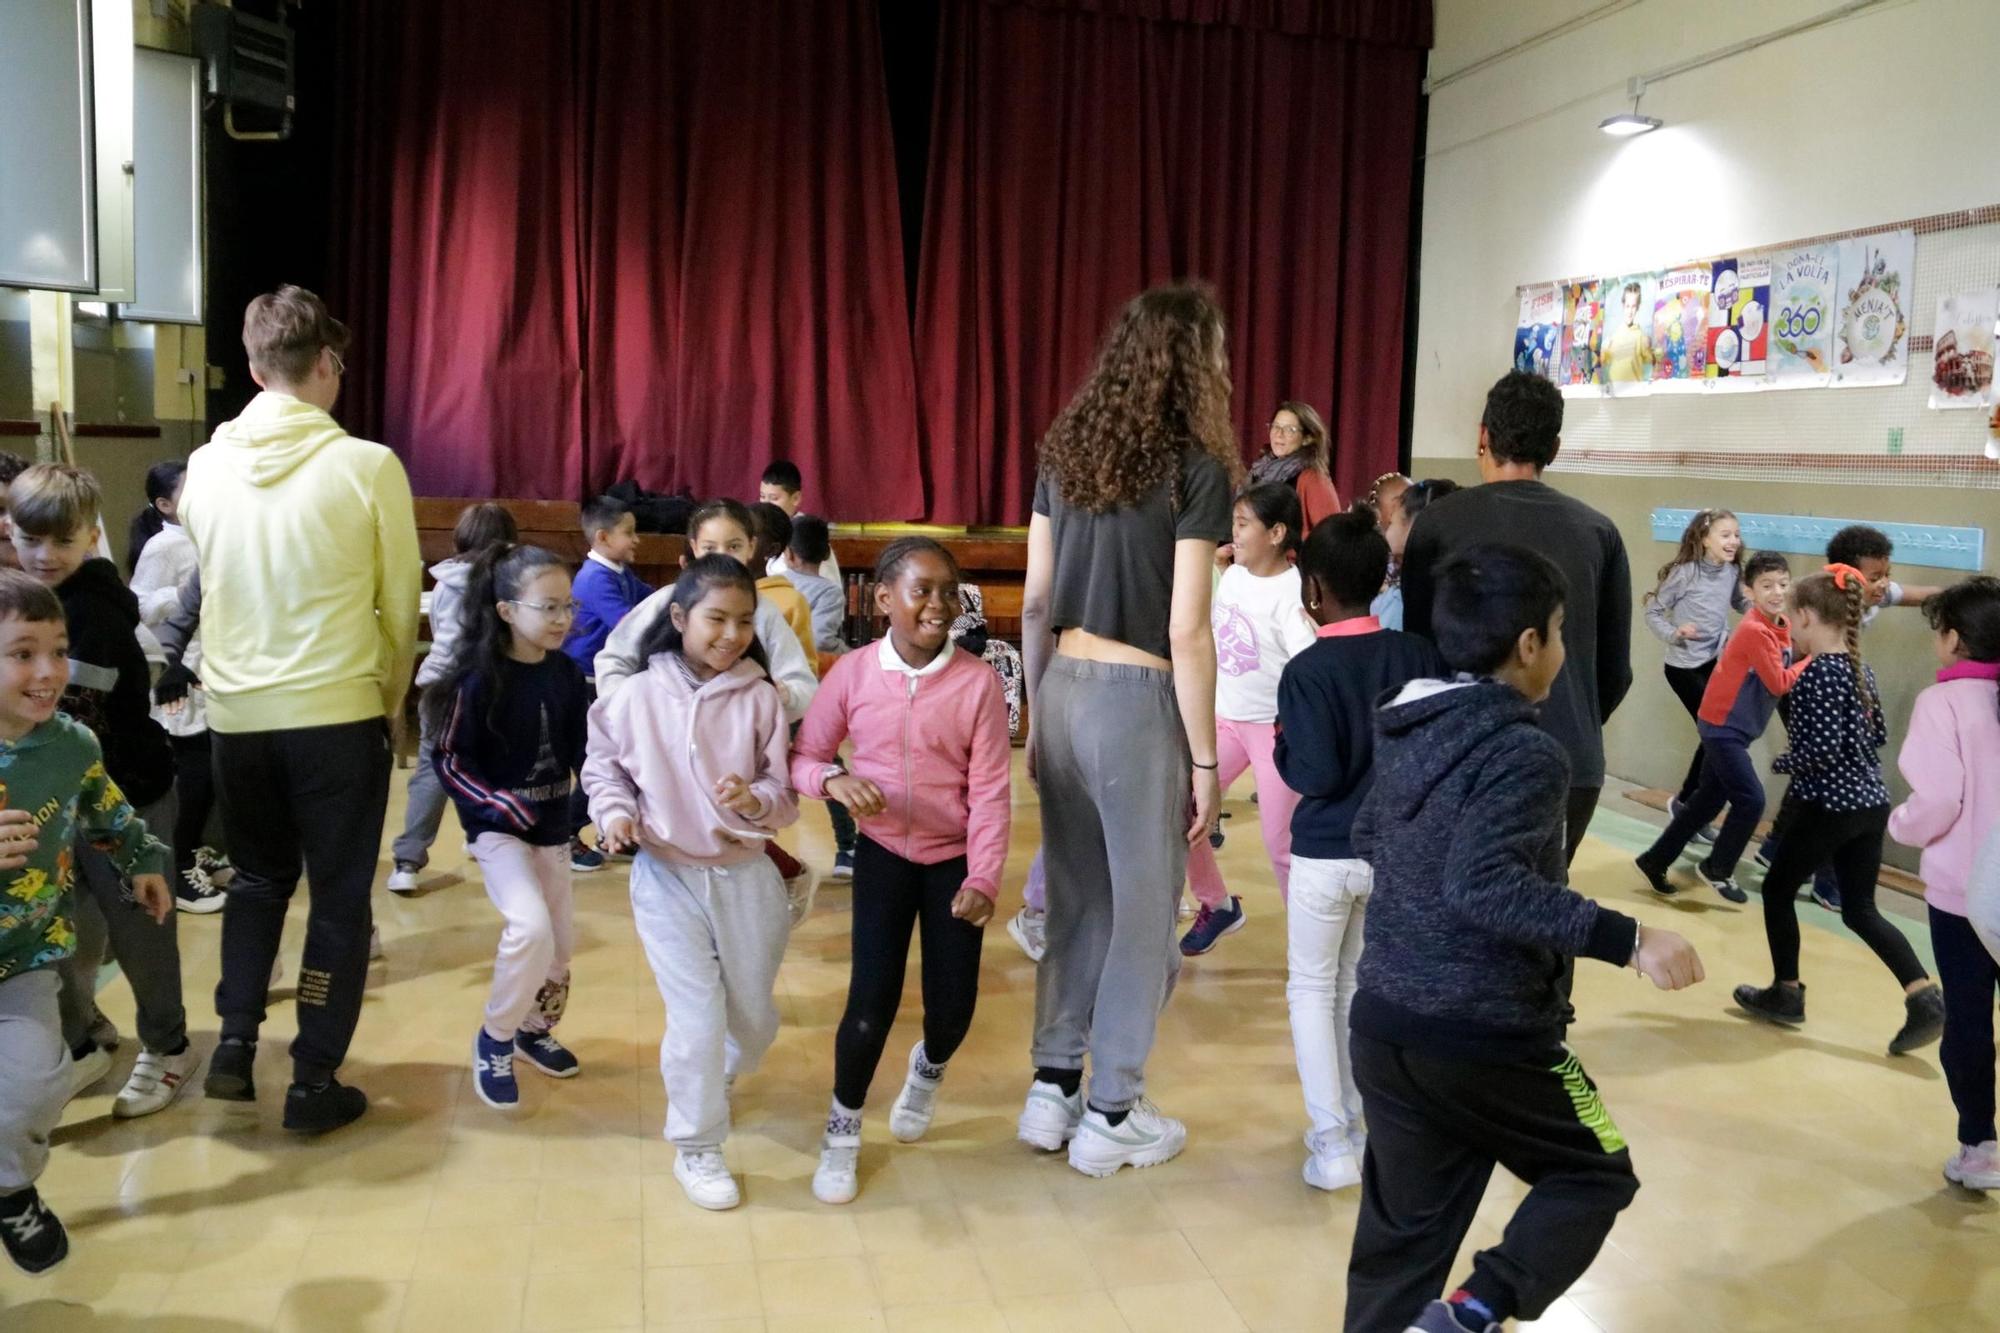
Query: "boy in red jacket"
1636 551 1810 902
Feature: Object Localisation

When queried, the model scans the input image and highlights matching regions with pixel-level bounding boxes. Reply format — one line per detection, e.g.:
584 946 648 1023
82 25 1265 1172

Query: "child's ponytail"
1816 564 1878 716
421 543 567 735
638 554 770 675
1923 575 2000 722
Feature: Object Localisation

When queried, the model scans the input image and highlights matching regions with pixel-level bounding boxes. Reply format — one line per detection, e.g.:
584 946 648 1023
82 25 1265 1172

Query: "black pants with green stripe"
1345 1033 1639 1332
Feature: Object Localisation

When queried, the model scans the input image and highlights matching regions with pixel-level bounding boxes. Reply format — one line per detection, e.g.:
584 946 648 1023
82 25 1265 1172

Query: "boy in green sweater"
0 570 169 1276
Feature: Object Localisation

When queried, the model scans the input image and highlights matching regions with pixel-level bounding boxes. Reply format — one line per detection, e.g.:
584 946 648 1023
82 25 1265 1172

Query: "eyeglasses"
1268 422 1303 437
326 348 346 377
507 599 580 619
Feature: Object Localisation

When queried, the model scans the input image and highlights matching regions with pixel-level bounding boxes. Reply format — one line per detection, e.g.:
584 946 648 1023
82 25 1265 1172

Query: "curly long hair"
1647 507 1744 601
1037 283 1243 513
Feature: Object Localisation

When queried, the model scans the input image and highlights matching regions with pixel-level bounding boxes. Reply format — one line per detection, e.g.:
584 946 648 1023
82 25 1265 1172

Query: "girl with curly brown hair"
1014 283 1239 1178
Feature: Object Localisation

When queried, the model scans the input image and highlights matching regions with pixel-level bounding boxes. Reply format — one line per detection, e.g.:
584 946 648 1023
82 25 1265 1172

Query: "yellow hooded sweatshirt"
179 391 421 734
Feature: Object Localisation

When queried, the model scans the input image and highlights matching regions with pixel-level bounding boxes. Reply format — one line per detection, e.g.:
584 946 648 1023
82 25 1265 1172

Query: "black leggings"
1759 802 1927 989
1661 661 1716 804
171 731 219 881
832 836 985 1108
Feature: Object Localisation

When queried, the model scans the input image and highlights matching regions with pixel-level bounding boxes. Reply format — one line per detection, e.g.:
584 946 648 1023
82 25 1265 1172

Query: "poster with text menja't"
1831 229 1914 388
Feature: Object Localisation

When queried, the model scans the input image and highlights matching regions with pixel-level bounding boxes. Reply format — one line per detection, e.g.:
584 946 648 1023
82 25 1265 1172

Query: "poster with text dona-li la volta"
1767 244 1838 387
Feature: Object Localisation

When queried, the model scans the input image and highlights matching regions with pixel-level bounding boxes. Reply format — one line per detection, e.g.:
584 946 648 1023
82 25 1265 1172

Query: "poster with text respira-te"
1513 284 1562 383
1599 273 1657 397
1558 279 1605 395
1769 244 1838 387
1832 229 1914 388
1930 287 1999 410
1651 266 1712 392
1704 256 1770 390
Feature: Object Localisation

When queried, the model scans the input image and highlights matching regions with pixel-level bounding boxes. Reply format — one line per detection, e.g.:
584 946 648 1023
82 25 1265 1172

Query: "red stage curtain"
333 1 922 511
913 0 1427 524
579 1 924 515
333 4 586 500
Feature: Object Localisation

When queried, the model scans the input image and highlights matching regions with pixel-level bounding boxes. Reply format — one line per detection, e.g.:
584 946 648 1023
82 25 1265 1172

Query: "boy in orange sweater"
1636 551 1810 902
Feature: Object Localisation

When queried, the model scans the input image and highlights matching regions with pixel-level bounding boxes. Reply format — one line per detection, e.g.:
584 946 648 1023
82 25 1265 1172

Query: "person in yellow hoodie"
176 285 419 1135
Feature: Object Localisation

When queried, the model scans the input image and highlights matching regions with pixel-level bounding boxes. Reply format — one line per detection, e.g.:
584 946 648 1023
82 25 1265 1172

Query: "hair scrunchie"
1824 562 1866 591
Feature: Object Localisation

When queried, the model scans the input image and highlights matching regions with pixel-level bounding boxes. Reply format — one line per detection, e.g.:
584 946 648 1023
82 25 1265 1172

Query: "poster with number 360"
1768 244 1837 387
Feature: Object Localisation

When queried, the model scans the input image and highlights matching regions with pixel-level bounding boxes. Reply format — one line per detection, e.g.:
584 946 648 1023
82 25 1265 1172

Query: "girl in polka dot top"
1732 567 1945 1056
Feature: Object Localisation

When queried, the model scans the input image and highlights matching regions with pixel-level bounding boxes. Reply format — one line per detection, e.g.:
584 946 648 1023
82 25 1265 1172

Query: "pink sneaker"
1943 1141 2000 1190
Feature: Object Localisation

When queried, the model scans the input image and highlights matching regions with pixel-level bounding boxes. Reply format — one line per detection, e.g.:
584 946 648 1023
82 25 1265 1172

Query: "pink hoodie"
583 655 797 867
790 640 1012 899
1889 662 2000 916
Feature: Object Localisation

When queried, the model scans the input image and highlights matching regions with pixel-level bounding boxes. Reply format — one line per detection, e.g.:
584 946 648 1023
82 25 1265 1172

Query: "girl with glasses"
423 543 592 1112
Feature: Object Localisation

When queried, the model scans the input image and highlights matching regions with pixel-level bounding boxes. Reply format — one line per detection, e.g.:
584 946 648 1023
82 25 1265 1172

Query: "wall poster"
1600 273 1657 397
1558 279 1604 393
1704 256 1769 388
1769 244 1837 387
1831 229 1914 388
1930 287 1998 410
1513 284 1562 382
1651 266 1711 392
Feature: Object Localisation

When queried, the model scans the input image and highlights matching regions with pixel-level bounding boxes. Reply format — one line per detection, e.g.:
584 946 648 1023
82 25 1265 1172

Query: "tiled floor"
7 756 1997 1330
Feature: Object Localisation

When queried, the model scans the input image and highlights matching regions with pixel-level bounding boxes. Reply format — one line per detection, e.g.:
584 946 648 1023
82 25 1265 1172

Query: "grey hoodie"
1351 678 1639 1060
416 558 473 688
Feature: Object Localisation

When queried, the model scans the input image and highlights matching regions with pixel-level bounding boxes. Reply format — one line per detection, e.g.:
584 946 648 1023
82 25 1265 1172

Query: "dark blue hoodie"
1351 678 1639 1062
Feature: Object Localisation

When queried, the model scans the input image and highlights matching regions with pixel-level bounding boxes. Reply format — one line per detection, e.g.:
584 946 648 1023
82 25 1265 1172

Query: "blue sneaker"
473 1030 519 1110
515 1030 580 1079
1810 871 1842 912
569 839 606 874
830 848 855 882
1404 1299 1500 1333
1179 896 1246 956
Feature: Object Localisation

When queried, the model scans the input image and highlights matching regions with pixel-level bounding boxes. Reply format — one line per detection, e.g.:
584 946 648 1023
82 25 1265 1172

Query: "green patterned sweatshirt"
0 713 169 982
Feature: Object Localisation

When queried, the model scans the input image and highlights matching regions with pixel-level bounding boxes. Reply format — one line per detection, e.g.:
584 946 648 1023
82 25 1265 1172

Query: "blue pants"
1640 727 1762 878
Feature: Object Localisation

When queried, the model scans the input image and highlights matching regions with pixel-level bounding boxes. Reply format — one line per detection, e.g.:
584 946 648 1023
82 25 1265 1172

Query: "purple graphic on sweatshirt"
1215 605 1259 677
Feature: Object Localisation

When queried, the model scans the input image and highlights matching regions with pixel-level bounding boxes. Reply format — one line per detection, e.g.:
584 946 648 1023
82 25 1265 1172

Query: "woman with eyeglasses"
424 543 592 1112
1248 401 1343 538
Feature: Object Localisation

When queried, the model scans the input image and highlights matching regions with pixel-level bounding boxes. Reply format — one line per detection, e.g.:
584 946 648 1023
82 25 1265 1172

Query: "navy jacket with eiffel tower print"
435 653 589 847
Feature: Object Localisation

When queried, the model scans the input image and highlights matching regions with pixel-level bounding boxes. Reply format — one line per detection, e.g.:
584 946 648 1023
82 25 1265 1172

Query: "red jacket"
1295 468 1343 537
790 640 1012 899
1698 607 1811 736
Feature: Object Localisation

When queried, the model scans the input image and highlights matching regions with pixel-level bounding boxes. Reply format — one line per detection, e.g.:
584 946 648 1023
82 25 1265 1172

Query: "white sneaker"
674 1149 741 1210
813 1133 861 1204
1944 1141 2000 1190
1066 1100 1187 1178
888 1044 942 1143
113 1047 201 1119
386 863 421 895
1006 907 1046 962
368 925 384 961
783 868 819 927
175 866 226 914
66 1047 113 1103
1016 1078 1084 1151
1302 1140 1362 1192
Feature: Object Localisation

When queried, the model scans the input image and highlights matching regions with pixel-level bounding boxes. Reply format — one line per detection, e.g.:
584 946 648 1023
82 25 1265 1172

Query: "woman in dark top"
1016 284 1239 1177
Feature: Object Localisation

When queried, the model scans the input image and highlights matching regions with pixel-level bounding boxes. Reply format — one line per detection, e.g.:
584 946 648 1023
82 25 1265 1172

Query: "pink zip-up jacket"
790 641 1012 899
1889 661 2000 917
582 655 797 867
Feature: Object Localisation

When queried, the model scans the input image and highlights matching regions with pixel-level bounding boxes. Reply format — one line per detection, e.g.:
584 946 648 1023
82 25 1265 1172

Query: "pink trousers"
1187 718 1299 909
470 833 575 1041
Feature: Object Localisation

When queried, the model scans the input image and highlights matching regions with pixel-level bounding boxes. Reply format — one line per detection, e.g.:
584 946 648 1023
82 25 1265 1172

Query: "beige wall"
1415 0 2000 868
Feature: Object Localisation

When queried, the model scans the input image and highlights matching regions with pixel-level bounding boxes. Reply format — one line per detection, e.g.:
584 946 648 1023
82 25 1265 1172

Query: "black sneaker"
1889 984 1946 1056
204 1037 257 1102
1696 859 1749 904
283 1077 368 1134
1634 856 1678 896
0 1187 69 1276
1734 981 1806 1026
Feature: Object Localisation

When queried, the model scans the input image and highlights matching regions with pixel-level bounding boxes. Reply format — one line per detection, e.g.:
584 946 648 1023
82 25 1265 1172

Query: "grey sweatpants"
1030 658 1189 1111
56 790 186 1055
629 851 791 1151
0 971 70 1192
390 715 452 870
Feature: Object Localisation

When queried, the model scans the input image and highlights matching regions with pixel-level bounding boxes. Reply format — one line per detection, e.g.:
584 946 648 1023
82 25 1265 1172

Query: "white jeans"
470 834 575 1041
1287 856 1370 1153
629 851 790 1150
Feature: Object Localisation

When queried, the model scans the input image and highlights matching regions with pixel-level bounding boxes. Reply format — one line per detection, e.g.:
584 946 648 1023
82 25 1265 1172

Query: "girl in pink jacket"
790 538 1012 1205
581 556 798 1213
1889 576 2000 1191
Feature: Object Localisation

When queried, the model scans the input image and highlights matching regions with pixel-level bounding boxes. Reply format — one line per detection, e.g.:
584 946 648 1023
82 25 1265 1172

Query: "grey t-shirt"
1032 449 1232 660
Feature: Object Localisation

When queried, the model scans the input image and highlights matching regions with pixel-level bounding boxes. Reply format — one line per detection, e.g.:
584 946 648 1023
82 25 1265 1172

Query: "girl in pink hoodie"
790 538 1011 1205
1890 576 2000 1192
581 556 798 1213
